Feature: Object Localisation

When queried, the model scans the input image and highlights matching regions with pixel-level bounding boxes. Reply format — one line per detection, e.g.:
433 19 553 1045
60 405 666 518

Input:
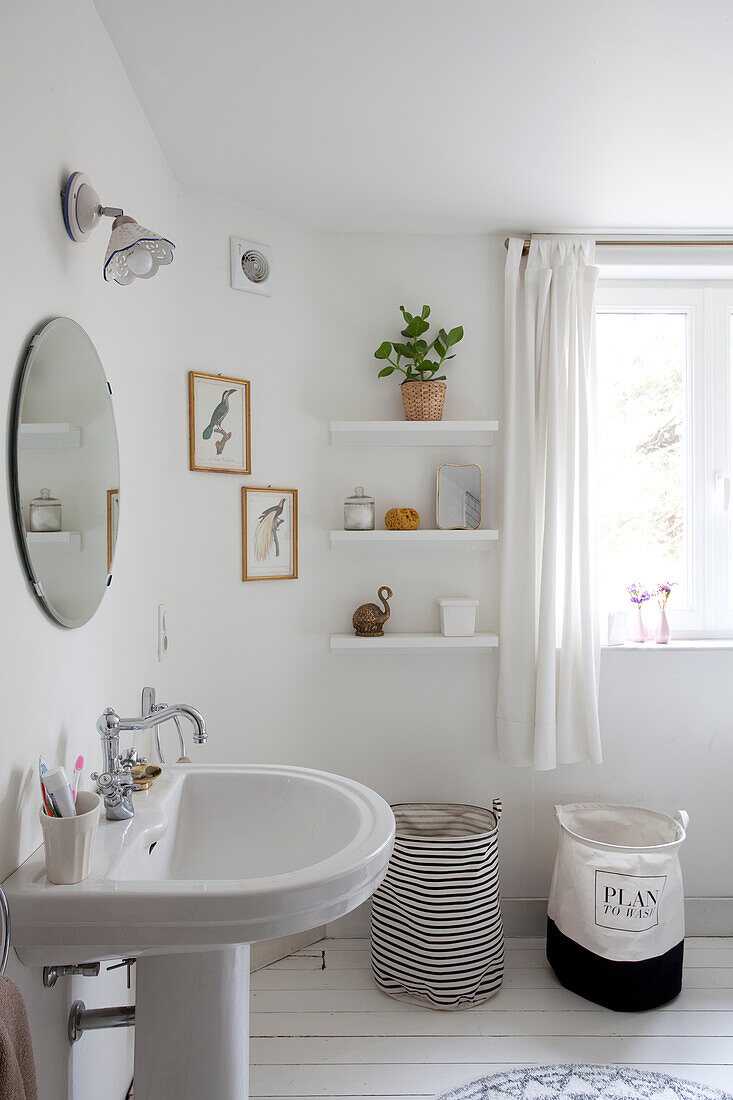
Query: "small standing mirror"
11 318 120 627
436 463 482 530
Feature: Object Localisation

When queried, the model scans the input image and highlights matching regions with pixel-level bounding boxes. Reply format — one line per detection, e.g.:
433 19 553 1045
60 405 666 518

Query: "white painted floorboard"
249 937 733 1098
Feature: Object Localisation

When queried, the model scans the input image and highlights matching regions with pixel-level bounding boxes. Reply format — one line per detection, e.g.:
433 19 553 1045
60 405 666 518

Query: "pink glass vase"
655 608 671 644
629 605 646 643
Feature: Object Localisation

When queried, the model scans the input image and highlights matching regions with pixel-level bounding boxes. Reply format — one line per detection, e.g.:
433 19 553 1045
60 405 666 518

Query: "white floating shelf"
26 531 81 552
330 632 499 654
330 420 498 447
19 423 81 449
330 529 498 550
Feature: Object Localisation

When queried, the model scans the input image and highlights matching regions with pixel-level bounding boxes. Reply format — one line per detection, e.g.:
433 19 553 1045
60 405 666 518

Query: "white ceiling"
94 0 733 234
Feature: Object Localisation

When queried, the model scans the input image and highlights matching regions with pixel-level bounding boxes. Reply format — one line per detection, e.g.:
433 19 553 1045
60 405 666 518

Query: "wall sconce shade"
61 171 175 285
103 216 175 285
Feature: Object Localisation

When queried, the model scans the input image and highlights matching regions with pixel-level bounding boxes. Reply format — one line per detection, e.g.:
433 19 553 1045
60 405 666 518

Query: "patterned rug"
436 1064 733 1099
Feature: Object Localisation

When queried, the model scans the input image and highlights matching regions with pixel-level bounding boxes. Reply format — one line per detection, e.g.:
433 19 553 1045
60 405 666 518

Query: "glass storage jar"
344 486 375 531
29 488 62 532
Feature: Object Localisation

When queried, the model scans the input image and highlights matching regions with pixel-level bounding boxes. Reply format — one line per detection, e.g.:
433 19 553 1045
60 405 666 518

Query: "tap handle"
120 748 146 768
91 771 115 796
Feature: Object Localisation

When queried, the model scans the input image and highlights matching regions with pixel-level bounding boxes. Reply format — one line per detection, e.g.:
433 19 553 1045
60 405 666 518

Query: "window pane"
597 312 688 613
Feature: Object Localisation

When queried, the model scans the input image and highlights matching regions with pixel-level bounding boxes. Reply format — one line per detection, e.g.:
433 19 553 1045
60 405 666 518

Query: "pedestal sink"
3 764 395 1100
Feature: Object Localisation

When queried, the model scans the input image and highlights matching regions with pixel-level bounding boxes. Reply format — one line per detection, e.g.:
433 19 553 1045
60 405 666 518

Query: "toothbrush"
39 756 59 817
71 755 84 803
39 756 52 814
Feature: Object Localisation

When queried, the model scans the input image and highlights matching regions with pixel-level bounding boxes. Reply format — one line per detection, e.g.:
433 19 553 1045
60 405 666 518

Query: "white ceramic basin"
5 764 395 965
6 764 394 1099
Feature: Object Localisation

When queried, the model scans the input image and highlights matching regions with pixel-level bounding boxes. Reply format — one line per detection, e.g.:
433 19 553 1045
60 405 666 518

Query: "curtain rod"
505 237 733 256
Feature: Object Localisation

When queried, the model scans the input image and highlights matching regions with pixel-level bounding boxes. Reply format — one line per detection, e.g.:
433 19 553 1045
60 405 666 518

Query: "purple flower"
655 581 677 608
626 583 651 606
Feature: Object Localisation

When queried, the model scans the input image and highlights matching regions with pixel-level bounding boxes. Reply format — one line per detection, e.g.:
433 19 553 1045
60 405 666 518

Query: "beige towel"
0 976 37 1100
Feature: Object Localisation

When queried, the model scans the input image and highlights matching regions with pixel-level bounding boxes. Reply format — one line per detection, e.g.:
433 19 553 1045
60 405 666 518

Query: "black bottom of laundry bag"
546 917 683 1011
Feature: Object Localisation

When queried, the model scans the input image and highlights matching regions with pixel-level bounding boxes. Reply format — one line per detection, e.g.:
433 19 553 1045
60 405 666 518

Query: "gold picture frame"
188 371 251 474
106 488 119 572
242 487 298 581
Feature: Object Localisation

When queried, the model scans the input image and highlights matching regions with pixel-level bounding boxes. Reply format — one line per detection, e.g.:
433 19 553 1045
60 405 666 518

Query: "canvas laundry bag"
547 803 689 1011
371 801 504 1009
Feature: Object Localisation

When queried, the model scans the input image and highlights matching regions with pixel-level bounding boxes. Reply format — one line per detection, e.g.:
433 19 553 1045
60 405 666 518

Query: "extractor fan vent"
241 249 269 283
230 237 273 296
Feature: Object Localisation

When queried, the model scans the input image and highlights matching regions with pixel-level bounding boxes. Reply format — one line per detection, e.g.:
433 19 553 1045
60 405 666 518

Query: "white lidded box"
438 597 478 637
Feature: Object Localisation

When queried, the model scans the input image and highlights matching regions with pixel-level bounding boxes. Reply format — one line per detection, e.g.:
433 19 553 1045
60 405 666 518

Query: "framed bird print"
242 487 298 581
188 371 251 474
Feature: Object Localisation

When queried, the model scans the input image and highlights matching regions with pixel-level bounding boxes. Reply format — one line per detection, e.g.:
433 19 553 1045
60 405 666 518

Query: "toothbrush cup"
39 791 100 884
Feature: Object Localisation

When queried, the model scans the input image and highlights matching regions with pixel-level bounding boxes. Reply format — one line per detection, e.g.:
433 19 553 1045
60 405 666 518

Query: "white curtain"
497 236 602 770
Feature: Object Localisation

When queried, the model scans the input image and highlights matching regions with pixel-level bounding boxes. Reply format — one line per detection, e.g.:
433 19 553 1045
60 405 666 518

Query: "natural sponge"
385 507 420 531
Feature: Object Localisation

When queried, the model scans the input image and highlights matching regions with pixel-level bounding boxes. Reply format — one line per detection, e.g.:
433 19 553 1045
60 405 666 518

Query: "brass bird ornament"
353 586 393 637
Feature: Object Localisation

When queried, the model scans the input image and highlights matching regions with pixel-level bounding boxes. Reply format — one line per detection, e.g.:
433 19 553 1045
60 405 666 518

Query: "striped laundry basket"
370 801 504 1010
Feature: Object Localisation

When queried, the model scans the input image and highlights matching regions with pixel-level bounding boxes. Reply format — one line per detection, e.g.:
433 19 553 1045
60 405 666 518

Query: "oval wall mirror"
11 318 120 628
436 463 482 530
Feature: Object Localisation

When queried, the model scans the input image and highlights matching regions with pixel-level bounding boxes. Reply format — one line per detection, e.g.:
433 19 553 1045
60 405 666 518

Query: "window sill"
602 639 733 652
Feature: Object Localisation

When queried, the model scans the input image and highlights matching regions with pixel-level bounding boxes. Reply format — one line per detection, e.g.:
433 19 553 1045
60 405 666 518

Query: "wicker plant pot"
401 380 447 421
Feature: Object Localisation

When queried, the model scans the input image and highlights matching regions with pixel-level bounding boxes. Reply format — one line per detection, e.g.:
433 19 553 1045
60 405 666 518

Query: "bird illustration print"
253 498 286 562
202 387 237 455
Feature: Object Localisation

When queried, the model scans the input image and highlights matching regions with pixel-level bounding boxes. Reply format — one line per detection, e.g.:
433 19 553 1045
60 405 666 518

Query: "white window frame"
597 282 733 638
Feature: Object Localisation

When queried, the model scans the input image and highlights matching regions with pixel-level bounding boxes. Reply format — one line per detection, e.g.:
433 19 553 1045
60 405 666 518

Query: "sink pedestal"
134 945 250 1100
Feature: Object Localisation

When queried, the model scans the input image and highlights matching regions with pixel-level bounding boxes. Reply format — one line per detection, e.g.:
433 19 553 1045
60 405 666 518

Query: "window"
596 284 733 637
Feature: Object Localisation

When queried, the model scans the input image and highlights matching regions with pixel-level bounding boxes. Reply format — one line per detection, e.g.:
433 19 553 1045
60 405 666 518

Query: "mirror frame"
435 462 482 530
10 317 120 628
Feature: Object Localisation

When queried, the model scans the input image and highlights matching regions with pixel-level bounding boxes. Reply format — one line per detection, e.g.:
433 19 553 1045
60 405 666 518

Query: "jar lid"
31 488 59 504
344 485 374 505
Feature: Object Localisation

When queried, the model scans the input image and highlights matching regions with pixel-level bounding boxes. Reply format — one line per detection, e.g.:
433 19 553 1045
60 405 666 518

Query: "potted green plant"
374 305 464 421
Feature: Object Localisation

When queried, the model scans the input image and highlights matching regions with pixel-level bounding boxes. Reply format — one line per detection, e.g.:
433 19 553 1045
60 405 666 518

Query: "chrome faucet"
142 686 192 764
93 693 207 820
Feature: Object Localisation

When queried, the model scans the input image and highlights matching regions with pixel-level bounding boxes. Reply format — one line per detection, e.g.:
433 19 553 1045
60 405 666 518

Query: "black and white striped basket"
370 801 504 1010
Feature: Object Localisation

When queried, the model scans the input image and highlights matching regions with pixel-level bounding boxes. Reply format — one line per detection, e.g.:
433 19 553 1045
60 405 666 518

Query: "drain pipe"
68 1000 135 1043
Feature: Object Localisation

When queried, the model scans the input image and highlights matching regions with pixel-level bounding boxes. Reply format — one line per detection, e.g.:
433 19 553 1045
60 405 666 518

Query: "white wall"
170 223 501 782
3 3 733 1097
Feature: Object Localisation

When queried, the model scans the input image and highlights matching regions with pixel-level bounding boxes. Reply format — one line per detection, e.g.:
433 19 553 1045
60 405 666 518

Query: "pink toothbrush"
71 755 84 802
